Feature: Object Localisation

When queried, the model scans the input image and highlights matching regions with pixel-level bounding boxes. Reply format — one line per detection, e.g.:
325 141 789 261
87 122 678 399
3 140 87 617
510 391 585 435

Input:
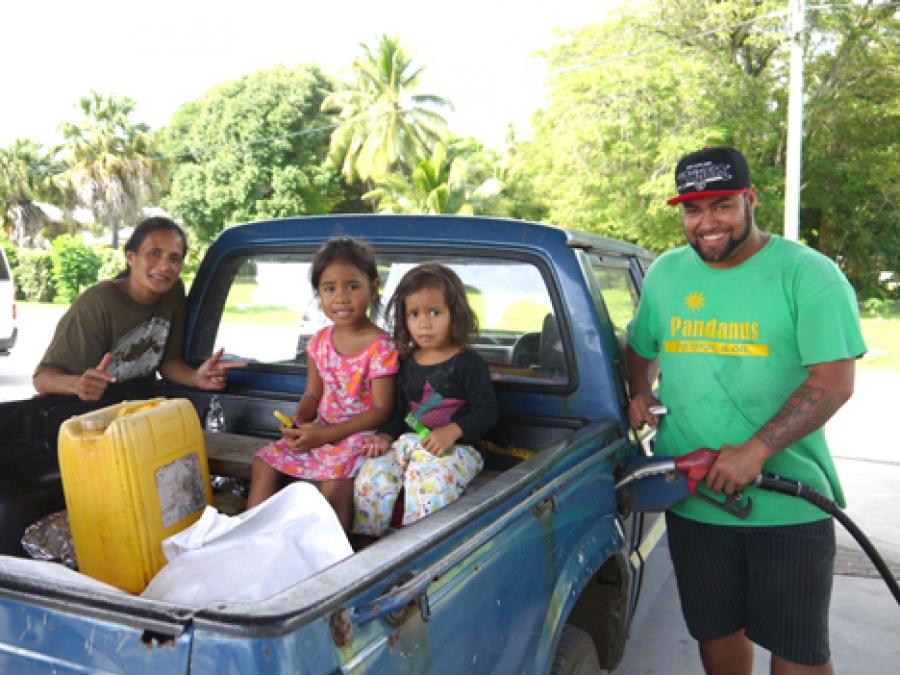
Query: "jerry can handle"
115 397 168 419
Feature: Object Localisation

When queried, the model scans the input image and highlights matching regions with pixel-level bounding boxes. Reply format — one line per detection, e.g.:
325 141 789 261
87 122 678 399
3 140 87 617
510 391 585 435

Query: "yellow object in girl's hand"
273 410 297 428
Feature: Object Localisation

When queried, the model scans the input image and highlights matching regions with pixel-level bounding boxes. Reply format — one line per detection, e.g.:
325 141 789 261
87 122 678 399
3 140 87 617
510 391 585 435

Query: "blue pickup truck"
0 215 669 674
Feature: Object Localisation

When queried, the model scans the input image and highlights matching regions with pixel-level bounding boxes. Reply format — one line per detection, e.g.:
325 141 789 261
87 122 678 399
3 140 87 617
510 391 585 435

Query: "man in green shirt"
627 147 866 675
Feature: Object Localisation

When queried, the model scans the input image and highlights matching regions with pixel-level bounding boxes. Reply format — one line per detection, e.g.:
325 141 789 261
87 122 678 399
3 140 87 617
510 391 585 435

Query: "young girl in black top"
353 262 498 537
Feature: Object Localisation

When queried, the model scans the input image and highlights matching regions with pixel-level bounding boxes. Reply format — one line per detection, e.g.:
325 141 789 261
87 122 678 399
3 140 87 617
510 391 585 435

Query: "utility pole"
783 0 805 241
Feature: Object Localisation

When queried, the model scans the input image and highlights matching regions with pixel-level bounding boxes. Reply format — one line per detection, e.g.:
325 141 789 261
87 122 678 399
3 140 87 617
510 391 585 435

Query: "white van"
0 247 17 356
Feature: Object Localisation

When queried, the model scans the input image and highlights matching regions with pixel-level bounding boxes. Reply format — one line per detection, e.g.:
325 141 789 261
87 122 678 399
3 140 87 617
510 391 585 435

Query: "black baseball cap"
667 146 750 206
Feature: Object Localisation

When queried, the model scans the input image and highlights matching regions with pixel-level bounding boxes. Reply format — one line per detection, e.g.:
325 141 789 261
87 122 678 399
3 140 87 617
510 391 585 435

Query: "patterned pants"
353 433 484 537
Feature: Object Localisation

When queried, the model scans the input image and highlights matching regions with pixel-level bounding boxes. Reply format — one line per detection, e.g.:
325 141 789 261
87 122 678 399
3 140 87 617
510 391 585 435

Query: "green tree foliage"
498 127 550 224
0 139 66 248
798 2 900 295
60 92 165 250
365 139 506 215
0 230 18 272
15 250 56 302
162 65 342 243
324 35 453 184
97 247 127 281
50 235 102 302
519 0 900 293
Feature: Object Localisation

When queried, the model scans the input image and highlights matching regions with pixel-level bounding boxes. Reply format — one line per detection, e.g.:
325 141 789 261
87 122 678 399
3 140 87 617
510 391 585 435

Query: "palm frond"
323 36 454 184
409 94 455 111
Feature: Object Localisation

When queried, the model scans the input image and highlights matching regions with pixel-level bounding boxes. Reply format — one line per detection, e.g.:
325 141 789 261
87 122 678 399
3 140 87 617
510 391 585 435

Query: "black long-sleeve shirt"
379 350 499 448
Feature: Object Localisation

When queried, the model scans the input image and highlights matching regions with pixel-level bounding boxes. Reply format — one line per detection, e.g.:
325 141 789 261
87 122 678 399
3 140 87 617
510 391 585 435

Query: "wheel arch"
533 514 632 673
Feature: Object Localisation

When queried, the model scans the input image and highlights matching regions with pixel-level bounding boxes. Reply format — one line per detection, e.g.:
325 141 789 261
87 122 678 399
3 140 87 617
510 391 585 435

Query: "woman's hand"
421 424 462 456
75 353 117 401
196 348 247 390
363 434 392 458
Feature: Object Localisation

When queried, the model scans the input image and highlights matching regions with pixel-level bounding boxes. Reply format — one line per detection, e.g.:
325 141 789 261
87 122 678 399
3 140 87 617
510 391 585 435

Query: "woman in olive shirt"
34 217 243 401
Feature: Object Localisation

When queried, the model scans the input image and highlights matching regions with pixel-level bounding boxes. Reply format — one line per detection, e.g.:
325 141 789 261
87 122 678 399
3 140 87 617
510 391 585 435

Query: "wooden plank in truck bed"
203 431 269 480
203 431 502 492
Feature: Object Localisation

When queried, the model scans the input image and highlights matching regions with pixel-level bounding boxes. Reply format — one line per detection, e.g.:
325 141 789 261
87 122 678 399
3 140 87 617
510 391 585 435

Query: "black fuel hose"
755 471 900 606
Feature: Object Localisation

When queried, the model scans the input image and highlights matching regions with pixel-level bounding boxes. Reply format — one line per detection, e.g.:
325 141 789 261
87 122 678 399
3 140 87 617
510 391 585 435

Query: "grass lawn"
221 282 302 325
858 311 900 372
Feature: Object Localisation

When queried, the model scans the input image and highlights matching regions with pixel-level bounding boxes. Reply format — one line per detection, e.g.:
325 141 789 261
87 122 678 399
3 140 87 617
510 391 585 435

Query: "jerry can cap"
81 414 113 432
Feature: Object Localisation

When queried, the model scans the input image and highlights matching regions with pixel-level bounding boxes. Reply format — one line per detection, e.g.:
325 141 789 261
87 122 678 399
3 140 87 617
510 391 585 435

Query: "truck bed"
0 379 589 559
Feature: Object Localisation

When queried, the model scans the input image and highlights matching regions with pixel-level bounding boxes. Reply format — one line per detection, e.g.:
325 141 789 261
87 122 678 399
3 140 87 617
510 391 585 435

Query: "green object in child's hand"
405 413 430 439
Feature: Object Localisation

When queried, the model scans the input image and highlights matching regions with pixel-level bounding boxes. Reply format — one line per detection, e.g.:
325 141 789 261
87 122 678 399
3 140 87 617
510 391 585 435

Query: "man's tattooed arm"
754 380 846 454
704 360 854 494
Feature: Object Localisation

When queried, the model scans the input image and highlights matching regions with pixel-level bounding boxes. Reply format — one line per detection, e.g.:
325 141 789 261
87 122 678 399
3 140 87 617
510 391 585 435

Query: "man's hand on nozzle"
628 392 663 429
705 438 770 495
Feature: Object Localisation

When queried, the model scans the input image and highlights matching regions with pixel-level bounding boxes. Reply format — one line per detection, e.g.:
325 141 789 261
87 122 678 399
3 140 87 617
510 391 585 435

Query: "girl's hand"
363 434 392 458
421 425 462 456
281 423 330 453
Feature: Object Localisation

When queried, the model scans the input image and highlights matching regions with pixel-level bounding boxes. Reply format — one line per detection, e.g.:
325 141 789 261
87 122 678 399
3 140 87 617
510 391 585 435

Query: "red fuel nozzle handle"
673 448 718 495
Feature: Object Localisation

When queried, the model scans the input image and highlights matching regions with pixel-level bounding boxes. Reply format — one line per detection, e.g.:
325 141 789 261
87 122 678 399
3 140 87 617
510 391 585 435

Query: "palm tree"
364 141 505 215
0 139 66 248
323 35 453 185
59 92 166 249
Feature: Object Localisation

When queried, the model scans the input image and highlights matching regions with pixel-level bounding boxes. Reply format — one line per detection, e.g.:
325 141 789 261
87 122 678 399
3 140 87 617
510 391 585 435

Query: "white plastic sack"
0 555 126 595
141 482 353 607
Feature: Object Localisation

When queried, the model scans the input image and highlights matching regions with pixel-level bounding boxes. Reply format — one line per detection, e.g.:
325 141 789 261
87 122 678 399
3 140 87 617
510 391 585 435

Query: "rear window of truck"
202 250 571 386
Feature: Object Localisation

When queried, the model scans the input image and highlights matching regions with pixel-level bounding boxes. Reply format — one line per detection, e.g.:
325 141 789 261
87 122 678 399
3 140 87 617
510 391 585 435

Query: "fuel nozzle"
672 447 719 495
615 447 718 492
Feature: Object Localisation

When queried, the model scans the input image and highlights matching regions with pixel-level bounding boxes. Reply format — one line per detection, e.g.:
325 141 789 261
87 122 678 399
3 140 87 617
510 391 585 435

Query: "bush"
16 250 56 302
0 231 19 271
861 297 900 319
51 235 102 303
97 247 127 281
180 231 206 288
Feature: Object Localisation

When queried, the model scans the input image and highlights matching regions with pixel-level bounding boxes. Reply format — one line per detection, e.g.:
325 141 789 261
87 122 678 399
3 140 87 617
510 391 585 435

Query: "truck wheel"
550 625 602 675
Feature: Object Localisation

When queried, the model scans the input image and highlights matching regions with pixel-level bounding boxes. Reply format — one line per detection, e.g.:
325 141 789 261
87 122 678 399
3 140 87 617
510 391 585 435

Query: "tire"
549 625 603 675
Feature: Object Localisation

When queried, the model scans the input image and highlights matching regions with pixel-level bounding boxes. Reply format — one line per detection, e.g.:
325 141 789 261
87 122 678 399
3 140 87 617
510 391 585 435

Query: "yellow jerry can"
58 398 213 593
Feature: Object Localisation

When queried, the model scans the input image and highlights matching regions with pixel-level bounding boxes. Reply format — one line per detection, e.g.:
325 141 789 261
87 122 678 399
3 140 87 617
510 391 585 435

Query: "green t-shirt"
36 279 187 382
627 236 866 526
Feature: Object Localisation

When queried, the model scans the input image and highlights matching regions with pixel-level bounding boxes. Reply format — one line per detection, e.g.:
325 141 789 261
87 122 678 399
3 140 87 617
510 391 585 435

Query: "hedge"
15 250 57 303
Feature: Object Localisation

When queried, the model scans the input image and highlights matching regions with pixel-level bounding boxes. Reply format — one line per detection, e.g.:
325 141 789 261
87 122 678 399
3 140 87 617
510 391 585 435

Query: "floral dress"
255 326 398 481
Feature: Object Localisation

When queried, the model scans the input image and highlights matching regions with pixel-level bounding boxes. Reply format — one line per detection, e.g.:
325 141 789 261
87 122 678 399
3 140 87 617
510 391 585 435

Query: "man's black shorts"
666 511 835 666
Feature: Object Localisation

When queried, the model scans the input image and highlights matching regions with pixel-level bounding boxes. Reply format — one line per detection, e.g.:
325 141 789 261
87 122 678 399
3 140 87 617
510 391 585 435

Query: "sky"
1 0 621 152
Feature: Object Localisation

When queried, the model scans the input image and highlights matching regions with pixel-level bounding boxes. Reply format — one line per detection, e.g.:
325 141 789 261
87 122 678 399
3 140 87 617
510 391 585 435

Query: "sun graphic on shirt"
685 291 706 312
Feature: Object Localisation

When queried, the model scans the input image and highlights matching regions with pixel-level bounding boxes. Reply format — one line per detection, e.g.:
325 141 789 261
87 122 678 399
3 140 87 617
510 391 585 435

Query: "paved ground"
616 572 900 674
3 305 899 672
0 304 67 401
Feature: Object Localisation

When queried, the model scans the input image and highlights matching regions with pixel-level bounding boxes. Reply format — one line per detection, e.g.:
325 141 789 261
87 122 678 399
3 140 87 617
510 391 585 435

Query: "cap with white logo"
667 146 750 206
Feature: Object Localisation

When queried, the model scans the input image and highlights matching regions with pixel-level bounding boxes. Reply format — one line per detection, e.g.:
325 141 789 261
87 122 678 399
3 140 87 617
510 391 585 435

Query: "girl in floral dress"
353 263 498 537
247 238 397 533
